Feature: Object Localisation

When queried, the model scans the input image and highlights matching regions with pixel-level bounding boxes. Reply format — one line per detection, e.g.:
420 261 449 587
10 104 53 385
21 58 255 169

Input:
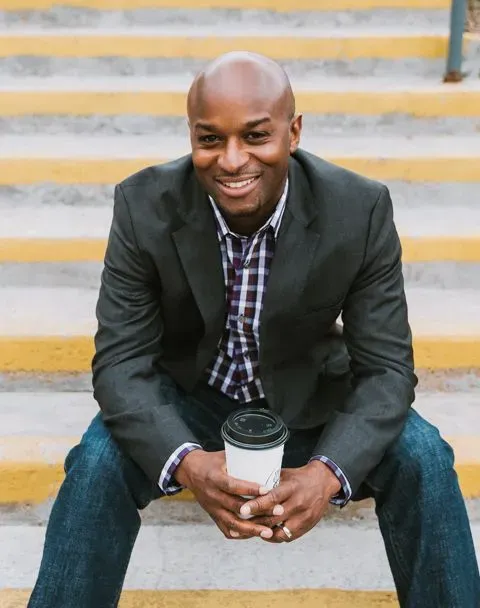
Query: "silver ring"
281 525 293 540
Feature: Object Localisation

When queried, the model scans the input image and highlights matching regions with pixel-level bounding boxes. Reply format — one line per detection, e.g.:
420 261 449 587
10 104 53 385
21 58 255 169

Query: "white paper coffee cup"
221 409 289 516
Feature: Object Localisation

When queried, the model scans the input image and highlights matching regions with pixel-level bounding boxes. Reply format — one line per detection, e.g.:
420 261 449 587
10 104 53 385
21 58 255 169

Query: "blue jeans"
28 381 480 607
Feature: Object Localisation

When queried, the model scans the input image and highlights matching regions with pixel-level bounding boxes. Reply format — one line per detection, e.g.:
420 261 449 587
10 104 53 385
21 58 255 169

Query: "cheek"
252 136 293 168
192 150 216 172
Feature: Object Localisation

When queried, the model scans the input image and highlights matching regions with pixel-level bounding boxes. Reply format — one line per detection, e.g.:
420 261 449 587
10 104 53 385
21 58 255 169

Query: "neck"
225 211 273 236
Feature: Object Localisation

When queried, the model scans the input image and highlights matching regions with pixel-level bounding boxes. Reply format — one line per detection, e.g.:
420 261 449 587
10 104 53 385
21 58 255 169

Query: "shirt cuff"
158 443 203 495
309 455 352 506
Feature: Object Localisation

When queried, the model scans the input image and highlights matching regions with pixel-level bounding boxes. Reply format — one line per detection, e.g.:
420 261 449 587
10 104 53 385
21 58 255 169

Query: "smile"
215 176 260 198
220 177 256 189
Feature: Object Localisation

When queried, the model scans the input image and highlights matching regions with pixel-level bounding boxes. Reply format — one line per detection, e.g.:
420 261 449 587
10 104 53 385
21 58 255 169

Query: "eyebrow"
194 117 272 132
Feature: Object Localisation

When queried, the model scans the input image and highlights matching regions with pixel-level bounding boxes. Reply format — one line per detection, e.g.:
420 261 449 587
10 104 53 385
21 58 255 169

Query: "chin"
219 201 260 218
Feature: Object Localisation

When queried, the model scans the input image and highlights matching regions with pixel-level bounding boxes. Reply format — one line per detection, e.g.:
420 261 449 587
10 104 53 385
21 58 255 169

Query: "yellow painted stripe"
0 436 478 504
1 336 480 373
4 88 480 117
2 157 480 185
0 336 94 373
0 34 450 60
0 589 399 608
401 237 480 263
2 237 480 264
0 0 452 11
0 436 196 503
0 238 107 263
415 337 480 370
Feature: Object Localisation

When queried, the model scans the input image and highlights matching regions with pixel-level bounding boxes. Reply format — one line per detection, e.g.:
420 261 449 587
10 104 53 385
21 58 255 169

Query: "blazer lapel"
172 175 225 342
260 158 321 356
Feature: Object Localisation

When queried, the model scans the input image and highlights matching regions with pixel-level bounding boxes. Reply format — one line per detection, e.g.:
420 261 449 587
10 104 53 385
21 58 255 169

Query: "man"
29 52 479 607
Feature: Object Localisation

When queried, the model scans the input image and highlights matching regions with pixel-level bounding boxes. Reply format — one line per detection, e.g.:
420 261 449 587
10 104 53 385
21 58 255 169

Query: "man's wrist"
174 448 205 487
306 459 342 497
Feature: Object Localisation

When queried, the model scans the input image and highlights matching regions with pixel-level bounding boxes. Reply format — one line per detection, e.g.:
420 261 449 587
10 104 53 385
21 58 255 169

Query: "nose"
217 139 249 174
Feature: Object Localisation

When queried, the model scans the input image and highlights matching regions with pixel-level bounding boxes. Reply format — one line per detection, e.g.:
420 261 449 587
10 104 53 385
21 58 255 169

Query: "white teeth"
221 178 256 189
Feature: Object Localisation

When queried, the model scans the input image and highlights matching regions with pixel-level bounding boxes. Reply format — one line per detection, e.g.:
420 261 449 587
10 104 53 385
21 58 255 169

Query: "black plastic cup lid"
221 408 289 450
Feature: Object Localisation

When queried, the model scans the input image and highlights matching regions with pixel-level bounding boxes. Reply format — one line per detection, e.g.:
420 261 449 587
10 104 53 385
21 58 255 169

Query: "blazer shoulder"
294 148 387 205
113 155 195 228
117 154 194 196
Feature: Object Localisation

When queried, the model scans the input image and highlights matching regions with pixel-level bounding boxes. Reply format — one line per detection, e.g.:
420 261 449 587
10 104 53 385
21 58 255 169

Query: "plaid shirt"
159 181 351 505
204 186 286 402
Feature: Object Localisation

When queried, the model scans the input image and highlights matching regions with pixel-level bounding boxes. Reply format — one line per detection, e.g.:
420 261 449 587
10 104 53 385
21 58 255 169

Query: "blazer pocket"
297 301 343 327
301 297 344 318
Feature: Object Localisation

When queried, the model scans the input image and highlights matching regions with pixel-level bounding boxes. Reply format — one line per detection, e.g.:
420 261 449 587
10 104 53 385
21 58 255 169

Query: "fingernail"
260 529 273 539
259 486 269 495
272 504 284 516
230 530 240 538
240 505 251 516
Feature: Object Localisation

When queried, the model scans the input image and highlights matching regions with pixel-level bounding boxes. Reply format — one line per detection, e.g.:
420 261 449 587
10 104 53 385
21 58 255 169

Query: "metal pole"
444 0 468 82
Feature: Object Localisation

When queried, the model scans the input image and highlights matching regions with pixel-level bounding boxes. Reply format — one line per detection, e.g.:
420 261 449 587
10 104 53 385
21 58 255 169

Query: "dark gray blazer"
92 149 417 497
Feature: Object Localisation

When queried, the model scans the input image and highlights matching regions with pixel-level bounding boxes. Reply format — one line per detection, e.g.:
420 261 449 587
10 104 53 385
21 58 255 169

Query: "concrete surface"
0 8 451 30
7 74 480 91
2 204 480 238
2 285 479 336
5 133 480 158
0 56 454 79
3 114 480 137
0 0 453 8
0 25 451 37
4 261 480 290
0 521 478 590
1 491 478 527
2 183 479 210
1 391 479 437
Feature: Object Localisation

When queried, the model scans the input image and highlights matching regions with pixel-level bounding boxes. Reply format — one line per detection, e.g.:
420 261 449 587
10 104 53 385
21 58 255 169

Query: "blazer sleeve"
92 184 201 484
313 185 417 497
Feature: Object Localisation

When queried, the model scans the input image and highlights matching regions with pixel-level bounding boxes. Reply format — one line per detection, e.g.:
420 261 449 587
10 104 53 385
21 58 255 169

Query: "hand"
174 449 275 541
238 460 342 543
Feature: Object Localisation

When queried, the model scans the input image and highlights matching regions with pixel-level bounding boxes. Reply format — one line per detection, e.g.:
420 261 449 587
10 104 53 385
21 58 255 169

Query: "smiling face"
187 54 302 235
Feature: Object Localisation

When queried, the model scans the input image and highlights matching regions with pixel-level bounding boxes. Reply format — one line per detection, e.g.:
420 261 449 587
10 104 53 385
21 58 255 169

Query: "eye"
199 134 220 144
245 131 269 142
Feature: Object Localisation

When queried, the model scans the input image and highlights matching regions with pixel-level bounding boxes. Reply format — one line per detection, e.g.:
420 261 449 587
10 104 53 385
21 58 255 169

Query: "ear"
289 114 303 154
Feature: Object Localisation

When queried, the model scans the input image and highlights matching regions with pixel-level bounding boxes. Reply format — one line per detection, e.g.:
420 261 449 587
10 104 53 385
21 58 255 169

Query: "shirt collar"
209 178 288 241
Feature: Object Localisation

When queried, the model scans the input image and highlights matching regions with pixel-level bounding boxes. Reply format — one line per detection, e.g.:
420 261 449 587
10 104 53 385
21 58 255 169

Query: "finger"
227 529 255 540
240 483 294 518
276 515 312 543
221 511 275 540
259 527 285 544
217 522 253 540
253 494 305 526
213 512 255 540
251 514 284 529
258 523 294 544
213 471 268 499
213 490 249 516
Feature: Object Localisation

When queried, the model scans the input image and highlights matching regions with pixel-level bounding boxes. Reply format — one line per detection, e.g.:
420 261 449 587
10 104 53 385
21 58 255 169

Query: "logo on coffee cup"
265 467 281 489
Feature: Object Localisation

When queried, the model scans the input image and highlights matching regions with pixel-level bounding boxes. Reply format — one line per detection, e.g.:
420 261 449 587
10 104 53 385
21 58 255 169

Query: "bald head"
187 52 295 123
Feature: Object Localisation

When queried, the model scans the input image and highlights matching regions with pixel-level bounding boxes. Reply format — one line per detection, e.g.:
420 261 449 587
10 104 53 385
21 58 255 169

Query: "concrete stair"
0 0 479 605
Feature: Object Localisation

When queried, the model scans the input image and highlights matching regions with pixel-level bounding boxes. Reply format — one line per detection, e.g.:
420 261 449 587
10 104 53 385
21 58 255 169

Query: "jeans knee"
65 414 125 486
64 413 159 509
389 410 454 483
